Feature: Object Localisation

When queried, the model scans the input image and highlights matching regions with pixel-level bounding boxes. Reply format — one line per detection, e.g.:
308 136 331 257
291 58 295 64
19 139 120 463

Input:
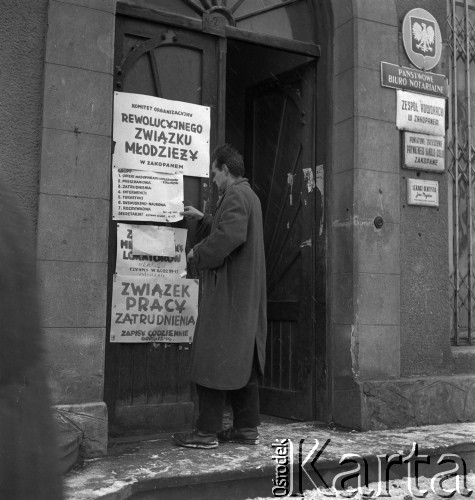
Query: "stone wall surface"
396 0 452 379
0 0 49 221
330 0 469 430
8 0 467 440
362 376 475 430
37 0 117 456
331 0 401 429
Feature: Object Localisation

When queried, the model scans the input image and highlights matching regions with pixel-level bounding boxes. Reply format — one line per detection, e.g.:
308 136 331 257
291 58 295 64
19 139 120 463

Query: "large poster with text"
110 276 199 343
116 224 187 278
113 92 210 177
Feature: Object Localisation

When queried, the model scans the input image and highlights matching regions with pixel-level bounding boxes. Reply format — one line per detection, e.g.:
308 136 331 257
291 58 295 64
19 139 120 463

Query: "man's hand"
186 248 195 263
181 205 204 220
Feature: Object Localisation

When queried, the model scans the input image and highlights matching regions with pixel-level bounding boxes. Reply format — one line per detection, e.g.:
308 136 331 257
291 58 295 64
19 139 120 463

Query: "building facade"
2 0 473 457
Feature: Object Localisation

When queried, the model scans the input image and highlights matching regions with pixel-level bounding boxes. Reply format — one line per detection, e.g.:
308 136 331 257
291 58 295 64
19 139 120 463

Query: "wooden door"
248 64 318 421
104 16 219 433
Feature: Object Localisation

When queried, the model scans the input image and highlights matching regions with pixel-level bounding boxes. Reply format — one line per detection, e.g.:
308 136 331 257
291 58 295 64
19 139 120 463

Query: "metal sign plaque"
407 179 439 207
396 90 445 137
402 8 442 71
403 132 445 173
381 62 448 98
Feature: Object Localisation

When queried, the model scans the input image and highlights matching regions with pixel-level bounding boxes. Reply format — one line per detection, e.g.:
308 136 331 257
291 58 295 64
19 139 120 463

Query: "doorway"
226 41 321 421
105 12 325 433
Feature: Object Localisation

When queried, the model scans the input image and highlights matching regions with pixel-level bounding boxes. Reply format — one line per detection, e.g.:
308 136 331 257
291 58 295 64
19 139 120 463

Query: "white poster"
116 224 187 278
113 92 210 178
112 168 183 223
110 276 199 343
396 90 446 136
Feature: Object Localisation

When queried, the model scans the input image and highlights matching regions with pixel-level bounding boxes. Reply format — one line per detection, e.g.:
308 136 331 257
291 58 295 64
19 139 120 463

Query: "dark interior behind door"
246 63 319 421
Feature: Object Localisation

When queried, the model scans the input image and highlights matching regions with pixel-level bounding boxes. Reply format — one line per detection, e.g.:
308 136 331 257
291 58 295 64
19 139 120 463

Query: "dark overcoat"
190 178 267 390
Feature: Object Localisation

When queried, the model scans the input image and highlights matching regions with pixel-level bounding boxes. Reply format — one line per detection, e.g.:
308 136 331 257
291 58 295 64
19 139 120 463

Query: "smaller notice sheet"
403 132 445 173
396 90 446 137
407 178 439 207
112 168 183 223
113 92 210 177
110 276 199 343
116 224 187 278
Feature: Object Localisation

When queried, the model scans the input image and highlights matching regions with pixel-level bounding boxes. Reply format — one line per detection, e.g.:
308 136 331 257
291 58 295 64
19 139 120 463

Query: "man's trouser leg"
229 356 260 429
195 385 226 434
196 354 261 433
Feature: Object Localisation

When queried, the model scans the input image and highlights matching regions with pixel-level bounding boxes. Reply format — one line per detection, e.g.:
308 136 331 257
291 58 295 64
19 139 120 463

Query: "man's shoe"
217 426 259 445
171 429 218 449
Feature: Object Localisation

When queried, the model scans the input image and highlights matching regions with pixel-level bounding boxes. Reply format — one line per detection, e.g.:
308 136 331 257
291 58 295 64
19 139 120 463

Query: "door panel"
249 64 316 421
105 16 219 432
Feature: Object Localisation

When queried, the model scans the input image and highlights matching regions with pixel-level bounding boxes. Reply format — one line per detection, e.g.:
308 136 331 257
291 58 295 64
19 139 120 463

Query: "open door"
105 15 220 432
107 5 325 433
247 63 317 421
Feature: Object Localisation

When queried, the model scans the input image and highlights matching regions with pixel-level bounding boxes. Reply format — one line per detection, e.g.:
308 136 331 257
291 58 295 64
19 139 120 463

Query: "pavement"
64 418 475 500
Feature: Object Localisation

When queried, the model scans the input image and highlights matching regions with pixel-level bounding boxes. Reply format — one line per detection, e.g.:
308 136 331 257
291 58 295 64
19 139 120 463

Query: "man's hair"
211 144 245 177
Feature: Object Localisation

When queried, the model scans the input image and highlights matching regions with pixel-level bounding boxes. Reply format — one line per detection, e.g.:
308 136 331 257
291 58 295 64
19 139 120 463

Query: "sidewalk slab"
64 421 475 500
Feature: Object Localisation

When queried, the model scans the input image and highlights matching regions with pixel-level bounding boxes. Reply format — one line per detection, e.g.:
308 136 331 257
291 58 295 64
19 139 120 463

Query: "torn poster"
287 173 294 206
315 164 324 235
132 225 175 257
116 224 187 278
303 167 315 193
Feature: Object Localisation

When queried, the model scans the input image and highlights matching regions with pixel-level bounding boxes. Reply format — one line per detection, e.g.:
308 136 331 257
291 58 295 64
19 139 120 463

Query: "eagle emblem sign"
402 8 442 71
411 17 436 57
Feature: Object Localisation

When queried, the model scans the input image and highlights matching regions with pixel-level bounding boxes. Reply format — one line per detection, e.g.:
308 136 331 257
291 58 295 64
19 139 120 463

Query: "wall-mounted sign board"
403 132 445 173
381 62 448 98
396 90 445 137
407 178 439 207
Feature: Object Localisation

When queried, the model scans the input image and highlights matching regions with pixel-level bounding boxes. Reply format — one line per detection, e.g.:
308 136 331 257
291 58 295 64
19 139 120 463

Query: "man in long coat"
172 144 267 449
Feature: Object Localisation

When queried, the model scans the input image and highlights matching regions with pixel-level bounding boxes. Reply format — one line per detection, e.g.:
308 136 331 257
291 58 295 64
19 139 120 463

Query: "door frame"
116 3 320 57
109 1 327 424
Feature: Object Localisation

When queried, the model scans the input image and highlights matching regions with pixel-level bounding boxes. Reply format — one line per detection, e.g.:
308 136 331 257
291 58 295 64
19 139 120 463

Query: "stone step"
100 443 475 500
54 412 83 475
64 422 475 500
